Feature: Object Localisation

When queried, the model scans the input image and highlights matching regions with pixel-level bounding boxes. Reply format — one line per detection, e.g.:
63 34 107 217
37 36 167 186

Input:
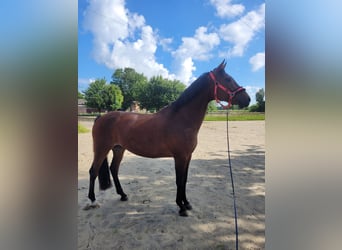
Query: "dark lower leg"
175 160 188 216
183 160 192 210
183 189 192 210
110 146 127 201
176 186 188 216
112 173 128 201
88 166 97 202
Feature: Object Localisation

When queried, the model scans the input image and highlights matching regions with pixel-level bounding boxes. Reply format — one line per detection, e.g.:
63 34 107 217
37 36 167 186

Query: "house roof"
78 99 86 105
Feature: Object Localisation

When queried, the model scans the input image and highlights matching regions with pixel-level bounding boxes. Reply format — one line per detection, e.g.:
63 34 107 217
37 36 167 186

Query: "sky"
78 0 265 104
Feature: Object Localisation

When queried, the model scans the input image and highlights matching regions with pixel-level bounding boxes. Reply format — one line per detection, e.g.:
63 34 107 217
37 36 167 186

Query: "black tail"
98 158 112 190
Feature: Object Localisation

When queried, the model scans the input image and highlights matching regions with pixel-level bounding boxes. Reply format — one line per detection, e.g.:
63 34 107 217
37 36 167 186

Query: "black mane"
171 73 209 112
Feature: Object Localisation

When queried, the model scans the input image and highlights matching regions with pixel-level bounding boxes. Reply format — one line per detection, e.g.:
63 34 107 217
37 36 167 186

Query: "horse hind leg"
109 145 128 201
84 163 102 210
86 149 111 209
87 163 97 204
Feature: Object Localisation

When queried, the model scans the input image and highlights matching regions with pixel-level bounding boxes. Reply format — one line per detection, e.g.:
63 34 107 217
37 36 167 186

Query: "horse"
86 60 250 216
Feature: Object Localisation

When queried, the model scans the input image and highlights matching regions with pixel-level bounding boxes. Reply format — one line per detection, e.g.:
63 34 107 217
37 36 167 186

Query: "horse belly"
125 140 173 158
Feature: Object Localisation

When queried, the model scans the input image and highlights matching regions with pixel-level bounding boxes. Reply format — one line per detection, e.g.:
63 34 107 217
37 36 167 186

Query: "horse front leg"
174 155 192 216
183 156 192 211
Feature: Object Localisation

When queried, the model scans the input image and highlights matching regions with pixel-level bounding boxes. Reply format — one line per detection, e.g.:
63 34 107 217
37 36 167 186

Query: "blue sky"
78 0 265 104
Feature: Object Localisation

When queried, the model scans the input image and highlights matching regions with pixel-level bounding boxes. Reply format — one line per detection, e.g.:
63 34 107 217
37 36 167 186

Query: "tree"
249 88 265 112
111 68 148 110
103 84 123 111
137 76 186 112
256 88 265 112
84 78 123 112
256 88 264 104
84 79 106 112
207 100 218 112
78 91 84 99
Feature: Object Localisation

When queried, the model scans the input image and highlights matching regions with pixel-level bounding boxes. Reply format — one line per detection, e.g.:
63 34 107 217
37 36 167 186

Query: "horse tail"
98 157 112 190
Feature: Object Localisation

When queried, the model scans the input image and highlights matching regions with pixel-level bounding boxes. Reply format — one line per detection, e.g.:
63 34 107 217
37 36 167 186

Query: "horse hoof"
179 210 188 217
83 202 100 210
120 195 128 201
185 203 192 210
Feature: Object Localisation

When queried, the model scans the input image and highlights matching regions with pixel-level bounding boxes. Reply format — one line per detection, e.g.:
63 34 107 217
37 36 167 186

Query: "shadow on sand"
78 145 265 249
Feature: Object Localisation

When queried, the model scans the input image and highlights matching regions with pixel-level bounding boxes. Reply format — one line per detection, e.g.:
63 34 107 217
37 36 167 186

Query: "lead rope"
226 110 239 250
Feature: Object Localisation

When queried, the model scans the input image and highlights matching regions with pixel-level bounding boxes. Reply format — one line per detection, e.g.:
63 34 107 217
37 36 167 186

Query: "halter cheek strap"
209 71 245 109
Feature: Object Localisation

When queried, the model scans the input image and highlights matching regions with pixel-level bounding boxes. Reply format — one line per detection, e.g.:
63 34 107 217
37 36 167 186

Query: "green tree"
103 84 123 111
78 91 84 99
256 88 264 104
111 68 148 110
84 79 106 112
207 100 218 112
84 78 123 112
256 88 265 112
249 88 265 112
137 76 186 112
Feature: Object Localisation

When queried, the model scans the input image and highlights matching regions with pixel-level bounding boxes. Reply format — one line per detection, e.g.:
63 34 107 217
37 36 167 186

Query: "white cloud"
83 0 172 79
210 0 245 18
219 3 265 57
174 57 197 85
172 26 220 84
78 78 93 84
249 52 265 71
172 27 220 61
83 0 129 43
78 78 96 92
159 38 173 52
107 25 174 79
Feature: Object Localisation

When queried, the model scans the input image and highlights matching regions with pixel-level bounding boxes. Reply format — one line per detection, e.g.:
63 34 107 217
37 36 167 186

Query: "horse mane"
171 73 209 112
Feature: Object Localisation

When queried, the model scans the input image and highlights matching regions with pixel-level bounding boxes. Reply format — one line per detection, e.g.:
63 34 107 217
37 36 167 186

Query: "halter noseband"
209 71 245 109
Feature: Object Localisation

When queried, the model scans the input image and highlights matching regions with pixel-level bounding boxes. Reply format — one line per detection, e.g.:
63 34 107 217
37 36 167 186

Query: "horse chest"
167 128 198 154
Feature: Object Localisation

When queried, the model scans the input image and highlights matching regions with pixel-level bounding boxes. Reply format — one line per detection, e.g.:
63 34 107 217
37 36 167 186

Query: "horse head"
210 60 251 108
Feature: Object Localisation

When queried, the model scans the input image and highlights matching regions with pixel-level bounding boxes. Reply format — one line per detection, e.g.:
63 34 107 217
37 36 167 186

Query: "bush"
249 102 265 112
249 104 259 112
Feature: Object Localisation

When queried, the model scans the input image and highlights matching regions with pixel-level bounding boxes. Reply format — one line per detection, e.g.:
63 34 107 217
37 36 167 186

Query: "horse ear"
214 59 227 72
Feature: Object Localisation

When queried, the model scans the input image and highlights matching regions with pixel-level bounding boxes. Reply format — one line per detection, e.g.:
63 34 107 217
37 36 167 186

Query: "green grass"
78 123 90 133
204 112 265 121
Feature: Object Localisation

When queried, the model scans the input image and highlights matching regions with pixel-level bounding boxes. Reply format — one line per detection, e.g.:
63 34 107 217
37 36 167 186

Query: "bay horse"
87 60 250 216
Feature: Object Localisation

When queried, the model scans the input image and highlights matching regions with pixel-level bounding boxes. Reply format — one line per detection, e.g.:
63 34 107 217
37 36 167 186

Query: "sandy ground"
78 119 265 250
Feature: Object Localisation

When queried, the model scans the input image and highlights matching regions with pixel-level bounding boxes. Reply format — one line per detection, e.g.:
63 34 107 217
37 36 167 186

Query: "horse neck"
172 81 213 131
187 94 210 130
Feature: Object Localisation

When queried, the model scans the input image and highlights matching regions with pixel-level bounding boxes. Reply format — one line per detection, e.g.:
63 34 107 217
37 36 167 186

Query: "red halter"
209 71 245 109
